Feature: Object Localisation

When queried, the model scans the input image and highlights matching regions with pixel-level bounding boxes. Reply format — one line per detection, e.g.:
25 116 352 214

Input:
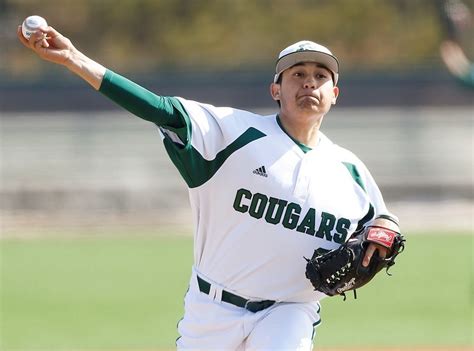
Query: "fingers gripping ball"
305 214 405 299
22 15 47 40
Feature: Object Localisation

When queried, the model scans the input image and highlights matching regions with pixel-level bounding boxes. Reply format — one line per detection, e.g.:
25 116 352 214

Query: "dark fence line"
1 70 472 112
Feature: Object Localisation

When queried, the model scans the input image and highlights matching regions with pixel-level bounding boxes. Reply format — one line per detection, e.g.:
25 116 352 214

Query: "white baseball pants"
176 268 321 350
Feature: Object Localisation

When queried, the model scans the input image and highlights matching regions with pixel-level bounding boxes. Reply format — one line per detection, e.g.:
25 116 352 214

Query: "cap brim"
275 51 339 80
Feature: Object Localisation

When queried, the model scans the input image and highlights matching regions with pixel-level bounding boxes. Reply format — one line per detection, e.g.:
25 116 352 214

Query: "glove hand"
305 214 405 299
362 243 389 267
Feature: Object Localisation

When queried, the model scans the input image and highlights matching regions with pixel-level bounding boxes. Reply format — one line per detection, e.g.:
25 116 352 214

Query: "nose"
303 76 317 89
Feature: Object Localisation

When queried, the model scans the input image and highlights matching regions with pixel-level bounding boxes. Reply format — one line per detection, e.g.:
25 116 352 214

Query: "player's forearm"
65 49 106 90
98 69 187 130
64 48 188 130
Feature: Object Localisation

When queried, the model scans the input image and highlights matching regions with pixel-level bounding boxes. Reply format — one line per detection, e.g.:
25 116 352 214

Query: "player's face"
271 62 339 120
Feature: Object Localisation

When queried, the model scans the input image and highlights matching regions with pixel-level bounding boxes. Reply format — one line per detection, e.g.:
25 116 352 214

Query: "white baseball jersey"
158 98 388 303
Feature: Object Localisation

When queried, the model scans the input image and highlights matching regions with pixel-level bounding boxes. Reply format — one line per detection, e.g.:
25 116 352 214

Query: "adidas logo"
253 166 268 177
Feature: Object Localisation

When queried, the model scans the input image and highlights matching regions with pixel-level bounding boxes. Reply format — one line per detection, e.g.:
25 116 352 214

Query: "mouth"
298 94 319 103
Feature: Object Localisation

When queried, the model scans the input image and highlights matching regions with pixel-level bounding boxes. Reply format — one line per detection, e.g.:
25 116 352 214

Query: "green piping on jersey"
356 203 374 231
342 162 366 192
276 115 312 153
164 127 267 188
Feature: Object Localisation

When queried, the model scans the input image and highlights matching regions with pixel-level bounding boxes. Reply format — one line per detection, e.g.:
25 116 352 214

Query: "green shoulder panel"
99 70 268 188
163 127 266 188
342 162 366 192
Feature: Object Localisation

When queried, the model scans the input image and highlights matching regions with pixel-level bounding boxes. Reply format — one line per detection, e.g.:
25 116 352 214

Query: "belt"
196 275 275 313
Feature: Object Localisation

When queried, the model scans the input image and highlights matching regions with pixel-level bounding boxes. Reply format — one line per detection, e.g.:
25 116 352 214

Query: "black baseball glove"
305 214 405 299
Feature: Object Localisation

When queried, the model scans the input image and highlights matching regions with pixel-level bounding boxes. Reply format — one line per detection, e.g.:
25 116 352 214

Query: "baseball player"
18 24 397 350
438 0 474 88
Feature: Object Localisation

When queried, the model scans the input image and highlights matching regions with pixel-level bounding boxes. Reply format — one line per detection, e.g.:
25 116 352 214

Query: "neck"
277 112 323 148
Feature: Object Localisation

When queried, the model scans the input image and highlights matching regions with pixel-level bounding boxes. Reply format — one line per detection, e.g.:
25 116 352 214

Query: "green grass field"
1 232 472 350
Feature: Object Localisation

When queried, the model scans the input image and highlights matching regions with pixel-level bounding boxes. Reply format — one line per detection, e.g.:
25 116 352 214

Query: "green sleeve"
99 69 190 140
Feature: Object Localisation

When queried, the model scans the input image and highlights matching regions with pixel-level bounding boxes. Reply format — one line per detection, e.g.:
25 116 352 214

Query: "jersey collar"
276 115 314 154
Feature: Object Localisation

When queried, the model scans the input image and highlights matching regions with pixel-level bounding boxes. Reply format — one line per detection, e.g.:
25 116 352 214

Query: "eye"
316 73 328 80
293 71 304 78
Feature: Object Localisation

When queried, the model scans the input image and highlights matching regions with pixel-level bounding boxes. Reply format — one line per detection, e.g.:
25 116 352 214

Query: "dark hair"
275 74 283 107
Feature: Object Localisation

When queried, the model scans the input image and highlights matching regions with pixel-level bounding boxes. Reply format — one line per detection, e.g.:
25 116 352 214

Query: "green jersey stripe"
164 127 267 188
355 203 375 231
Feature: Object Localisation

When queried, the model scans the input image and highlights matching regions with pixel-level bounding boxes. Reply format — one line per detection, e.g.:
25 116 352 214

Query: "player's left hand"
305 214 405 298
362 243 389 267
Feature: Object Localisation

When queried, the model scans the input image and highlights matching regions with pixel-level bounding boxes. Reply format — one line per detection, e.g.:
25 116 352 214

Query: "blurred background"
1 0 473 234
0 0 473 350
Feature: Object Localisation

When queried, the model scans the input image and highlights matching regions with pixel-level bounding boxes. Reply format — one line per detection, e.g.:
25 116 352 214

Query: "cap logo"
296 42 315 52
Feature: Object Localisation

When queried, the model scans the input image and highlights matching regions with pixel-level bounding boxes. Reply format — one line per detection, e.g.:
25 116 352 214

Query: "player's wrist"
64 49 106 90
64 47 83 70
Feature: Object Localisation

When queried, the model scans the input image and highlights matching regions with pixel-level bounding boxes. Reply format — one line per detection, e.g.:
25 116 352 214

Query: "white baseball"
21 15 48 40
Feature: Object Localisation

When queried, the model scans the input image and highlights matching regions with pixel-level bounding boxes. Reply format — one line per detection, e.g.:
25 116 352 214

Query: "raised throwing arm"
17 25 106 90
17 23 188 132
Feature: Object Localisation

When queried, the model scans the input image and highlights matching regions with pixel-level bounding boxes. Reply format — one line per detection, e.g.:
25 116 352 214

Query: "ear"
270 82 281 102
331 86 339 105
